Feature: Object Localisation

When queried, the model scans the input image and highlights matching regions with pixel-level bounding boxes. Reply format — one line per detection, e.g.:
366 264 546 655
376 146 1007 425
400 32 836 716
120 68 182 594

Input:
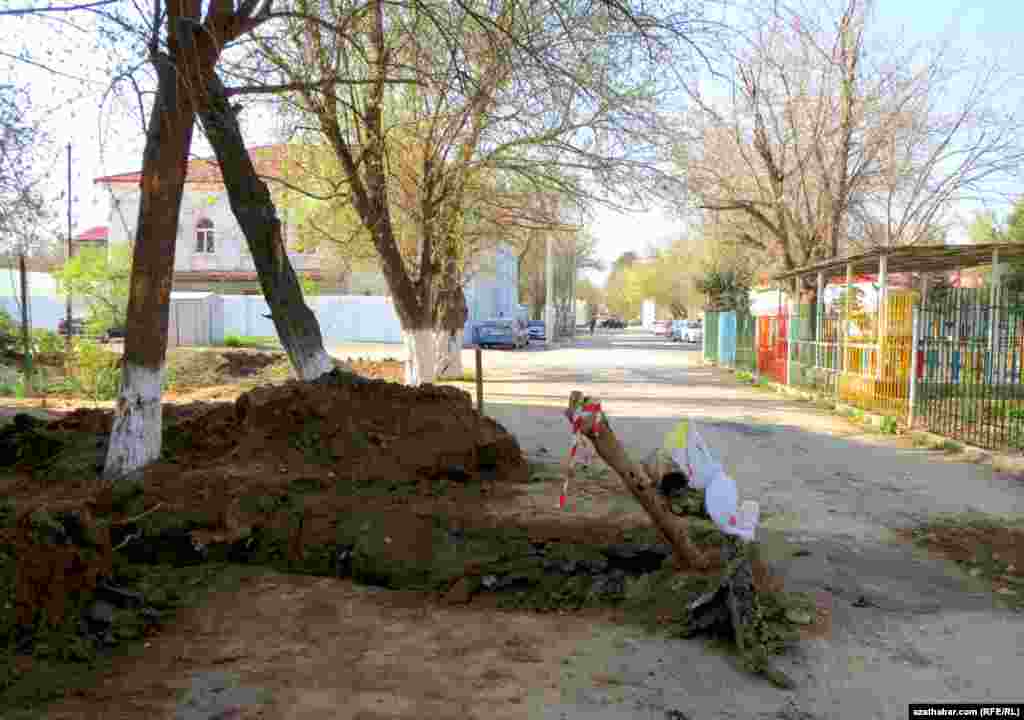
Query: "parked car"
477 318 529 349
527 320 546 341
600 317 625 329
103 325 126 342
673 319 703 344
58 317 87 337
653 319 671 336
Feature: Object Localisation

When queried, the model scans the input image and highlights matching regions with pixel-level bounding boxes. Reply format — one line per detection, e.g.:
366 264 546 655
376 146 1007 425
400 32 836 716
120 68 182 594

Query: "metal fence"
839 292 915 417
704 310 720 363
735 310 757 372
756 309 788 383
915 287 1024 450
718 311 737 367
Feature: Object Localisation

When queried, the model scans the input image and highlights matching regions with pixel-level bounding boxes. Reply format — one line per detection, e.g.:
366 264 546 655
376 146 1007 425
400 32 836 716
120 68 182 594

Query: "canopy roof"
771 244 1024 283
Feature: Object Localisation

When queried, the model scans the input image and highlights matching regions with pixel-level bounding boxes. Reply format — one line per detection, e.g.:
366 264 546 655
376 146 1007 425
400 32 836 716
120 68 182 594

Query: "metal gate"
756 310 787 383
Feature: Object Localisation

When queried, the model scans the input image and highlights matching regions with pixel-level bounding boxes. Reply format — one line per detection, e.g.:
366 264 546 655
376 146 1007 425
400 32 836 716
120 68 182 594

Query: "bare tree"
241 0 712 384
680 0 1024 309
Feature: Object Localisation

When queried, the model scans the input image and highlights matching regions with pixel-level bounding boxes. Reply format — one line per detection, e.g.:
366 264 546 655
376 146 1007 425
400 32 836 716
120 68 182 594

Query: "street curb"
700 360 1024 476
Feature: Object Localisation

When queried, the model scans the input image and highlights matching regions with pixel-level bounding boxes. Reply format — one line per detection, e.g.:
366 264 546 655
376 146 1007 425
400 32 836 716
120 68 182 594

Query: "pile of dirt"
177 370 524 483
217 351 280 378
12 505 112 627
17 371 525 490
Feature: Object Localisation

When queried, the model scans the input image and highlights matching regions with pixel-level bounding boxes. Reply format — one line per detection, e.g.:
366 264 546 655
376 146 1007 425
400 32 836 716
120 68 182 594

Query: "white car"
673 320 703 344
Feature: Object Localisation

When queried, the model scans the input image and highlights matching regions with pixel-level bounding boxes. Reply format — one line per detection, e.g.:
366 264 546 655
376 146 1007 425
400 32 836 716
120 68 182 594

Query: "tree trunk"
404 327 437 385
104 56 196 480
197 72 335 381
436 328 465 379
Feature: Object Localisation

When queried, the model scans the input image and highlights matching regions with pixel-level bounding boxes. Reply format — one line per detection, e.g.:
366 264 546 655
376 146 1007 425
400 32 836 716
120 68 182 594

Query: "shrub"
68 339 120 402
31 329 65 356
0 365 20 396
224 334 244 348
0 310 16 356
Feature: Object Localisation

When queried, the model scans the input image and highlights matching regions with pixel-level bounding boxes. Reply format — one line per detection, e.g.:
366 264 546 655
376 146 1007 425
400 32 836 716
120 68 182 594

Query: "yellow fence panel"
838 291 915 417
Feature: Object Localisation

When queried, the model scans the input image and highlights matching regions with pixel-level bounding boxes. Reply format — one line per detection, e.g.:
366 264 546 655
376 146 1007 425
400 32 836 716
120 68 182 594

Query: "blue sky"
2 0 1021 281
587 0 1024 282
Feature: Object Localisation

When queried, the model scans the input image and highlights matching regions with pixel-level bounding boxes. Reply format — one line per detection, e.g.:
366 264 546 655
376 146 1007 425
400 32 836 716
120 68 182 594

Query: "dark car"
600 317 625 329
527 320 546 341
103 326 126 342
476 319 529 349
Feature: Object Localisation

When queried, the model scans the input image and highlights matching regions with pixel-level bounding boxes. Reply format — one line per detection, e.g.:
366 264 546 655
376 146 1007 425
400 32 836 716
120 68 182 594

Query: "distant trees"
677 0 1024 310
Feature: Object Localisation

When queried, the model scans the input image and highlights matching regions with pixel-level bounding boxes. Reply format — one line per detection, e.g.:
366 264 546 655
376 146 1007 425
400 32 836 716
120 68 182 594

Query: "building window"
195 218 215 253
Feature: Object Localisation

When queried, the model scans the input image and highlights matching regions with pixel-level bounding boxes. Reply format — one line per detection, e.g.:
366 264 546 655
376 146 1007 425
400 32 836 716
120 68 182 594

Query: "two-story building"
93 145 349 294
90 144 521 342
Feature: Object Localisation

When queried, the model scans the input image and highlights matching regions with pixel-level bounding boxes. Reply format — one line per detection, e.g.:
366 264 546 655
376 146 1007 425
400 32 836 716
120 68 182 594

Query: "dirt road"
36 330 1024 719
476 329 1024 718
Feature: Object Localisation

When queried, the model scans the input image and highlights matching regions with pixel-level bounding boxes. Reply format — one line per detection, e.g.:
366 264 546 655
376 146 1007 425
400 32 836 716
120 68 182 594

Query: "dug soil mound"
167 370 526 484
217 351 280 378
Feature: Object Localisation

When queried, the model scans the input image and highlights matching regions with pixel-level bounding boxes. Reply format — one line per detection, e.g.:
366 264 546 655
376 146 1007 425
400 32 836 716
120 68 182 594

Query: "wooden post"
843 264 853 376
877 254 888 380
566 391 709 570
816 271 825 371
752 309 760 381
475 345 483 413
19 252 32 397
787 279 796 386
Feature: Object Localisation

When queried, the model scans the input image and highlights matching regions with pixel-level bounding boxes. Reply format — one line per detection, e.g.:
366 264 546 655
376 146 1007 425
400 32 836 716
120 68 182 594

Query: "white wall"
641 299 656 328
222 294 404 344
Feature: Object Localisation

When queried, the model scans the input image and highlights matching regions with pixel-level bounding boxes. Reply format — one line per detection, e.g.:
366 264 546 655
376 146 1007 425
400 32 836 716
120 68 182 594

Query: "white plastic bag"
662 419 759 541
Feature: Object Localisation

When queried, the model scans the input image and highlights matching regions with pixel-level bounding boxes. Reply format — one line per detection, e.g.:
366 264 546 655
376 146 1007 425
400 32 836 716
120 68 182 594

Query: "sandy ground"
23 330 1024 719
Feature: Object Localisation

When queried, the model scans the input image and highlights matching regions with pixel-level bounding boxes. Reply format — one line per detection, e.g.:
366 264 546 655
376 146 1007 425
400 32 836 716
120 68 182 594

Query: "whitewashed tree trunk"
104 362 164 481
435 328 465 379
404 328 438 386
294 347 336 381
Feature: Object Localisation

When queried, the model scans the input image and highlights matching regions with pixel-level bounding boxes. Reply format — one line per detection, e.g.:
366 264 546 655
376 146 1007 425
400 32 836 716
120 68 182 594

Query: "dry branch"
565 391 710 570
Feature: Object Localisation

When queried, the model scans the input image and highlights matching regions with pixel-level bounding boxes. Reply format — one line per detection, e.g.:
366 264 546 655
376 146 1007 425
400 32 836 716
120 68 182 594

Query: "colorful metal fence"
718 311 737 367
704 311 720 363
914 288 1024 450
837 292 915 417
756 308 787 383
735 310 757 372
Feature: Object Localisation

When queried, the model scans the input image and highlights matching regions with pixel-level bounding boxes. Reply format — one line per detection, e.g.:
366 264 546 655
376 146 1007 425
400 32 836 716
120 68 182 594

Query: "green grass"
222 335 281 349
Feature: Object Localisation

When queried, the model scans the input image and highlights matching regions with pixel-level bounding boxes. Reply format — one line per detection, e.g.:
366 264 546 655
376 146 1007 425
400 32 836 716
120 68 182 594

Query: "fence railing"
704 311 720 363
735 311 756 372
915 287 1024 451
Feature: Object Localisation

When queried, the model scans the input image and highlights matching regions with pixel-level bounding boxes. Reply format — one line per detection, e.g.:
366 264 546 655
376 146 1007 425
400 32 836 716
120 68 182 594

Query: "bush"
31 329 65 356
68 339 120 402
224 334 244 348
0 310 16 356
0 365 21 396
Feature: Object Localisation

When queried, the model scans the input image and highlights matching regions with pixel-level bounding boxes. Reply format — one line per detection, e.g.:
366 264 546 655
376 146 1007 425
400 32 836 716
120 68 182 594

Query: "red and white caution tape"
562 398 604 509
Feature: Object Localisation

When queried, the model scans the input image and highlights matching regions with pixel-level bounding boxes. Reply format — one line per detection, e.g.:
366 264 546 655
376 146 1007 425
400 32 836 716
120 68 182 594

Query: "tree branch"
0 0 116 15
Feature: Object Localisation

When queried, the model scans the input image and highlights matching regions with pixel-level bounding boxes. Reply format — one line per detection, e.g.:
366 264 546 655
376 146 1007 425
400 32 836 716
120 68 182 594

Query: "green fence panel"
735 310 756 372
704 311 719 363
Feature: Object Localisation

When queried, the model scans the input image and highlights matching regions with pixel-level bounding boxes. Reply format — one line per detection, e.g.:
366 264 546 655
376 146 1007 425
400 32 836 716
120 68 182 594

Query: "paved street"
427 327 1024 719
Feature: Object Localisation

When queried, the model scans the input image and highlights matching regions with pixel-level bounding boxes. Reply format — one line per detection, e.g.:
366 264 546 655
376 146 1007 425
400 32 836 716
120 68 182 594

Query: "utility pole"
65 142 73 352
544 233 555 344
